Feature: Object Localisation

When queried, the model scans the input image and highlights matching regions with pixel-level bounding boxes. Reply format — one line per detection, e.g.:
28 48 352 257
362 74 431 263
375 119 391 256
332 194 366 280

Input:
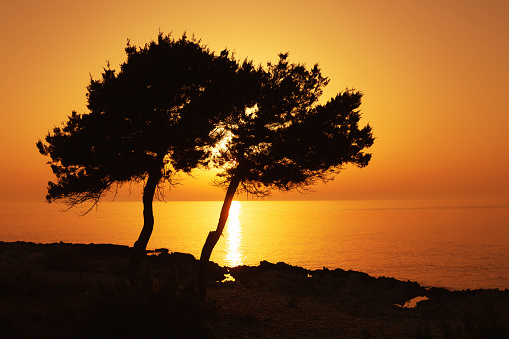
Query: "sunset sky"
1 0 508 203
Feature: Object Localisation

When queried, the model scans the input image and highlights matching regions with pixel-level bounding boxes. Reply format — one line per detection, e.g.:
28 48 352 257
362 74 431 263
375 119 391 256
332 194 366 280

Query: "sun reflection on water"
224 201 244 267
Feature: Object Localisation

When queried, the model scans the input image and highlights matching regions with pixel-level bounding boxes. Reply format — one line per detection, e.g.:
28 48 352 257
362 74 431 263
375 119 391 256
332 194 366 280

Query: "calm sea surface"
1 200 508 290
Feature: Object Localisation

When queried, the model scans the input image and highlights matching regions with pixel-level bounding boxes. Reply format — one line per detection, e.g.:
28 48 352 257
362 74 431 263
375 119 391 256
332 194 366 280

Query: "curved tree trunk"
129 170 163 280
198 167 243 300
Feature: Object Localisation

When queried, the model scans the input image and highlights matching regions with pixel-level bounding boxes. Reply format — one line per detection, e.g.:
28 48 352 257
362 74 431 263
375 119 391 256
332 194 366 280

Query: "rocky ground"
1 241 508 338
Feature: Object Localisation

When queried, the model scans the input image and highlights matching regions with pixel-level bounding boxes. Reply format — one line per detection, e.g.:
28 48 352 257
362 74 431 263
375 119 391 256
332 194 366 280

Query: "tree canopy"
37 33 240 207
211 53 373 195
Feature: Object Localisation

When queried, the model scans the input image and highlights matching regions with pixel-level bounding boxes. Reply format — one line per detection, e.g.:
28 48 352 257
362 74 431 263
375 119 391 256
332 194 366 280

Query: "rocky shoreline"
1 241 508 338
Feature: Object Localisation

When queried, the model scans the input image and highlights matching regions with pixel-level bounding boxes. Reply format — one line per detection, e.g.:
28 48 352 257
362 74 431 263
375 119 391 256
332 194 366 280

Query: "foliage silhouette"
198 53 374 299
37 33 242 276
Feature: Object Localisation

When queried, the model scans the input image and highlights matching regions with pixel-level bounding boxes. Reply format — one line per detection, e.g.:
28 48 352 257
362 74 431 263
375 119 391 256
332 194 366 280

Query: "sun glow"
224 201 244 267
210 128 232 159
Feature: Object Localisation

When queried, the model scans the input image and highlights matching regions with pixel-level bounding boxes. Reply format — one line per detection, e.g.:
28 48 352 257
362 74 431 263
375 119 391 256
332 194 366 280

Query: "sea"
1 200 508 291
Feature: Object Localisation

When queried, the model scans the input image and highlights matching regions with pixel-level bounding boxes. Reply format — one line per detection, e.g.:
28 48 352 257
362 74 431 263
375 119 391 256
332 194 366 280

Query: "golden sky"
1 0 508 202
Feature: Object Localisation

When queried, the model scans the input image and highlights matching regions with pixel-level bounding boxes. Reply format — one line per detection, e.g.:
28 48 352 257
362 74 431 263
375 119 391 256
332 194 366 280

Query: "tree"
198 53 374 299
37 33 242 276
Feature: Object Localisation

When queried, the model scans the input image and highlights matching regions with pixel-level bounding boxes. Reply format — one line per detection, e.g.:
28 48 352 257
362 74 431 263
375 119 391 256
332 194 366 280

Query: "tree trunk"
198 167 243 300
129 170 162 280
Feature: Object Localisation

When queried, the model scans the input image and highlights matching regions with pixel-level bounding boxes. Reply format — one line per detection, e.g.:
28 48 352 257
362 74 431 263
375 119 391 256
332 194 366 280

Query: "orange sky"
1 0 508 203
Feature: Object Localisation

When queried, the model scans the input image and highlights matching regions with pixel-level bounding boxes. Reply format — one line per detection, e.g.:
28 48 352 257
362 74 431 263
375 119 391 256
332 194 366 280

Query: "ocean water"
1 200 508 290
